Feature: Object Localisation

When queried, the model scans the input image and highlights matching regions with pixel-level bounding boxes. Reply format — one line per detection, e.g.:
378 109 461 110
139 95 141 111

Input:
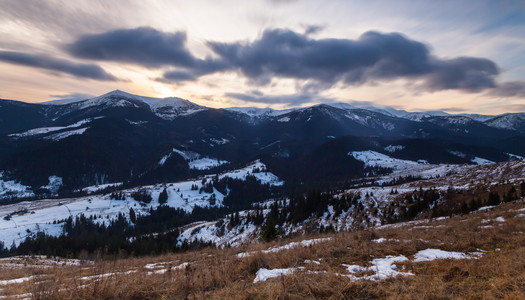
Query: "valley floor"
0 199 524 299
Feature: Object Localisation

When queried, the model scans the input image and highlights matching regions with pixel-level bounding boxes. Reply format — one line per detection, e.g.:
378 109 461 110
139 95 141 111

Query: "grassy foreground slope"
1 198 524 299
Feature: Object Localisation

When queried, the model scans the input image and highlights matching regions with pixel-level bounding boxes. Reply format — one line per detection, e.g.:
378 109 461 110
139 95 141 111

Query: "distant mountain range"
1 90 524 198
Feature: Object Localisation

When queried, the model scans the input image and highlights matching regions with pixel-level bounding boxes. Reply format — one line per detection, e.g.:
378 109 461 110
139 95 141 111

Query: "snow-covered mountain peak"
71 90 149 110
65 90 205 119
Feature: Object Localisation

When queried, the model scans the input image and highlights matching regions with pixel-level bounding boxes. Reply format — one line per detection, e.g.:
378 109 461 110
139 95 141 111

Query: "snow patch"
478 205 496 211
254 267 298 283
189 158 229 170
44 127 88 141
507 153 524 160
449 150 467 158
277 116 290 122
0 172 34 199
209 138 230 145
81 183 122 194
384 145 405 153
237 237 331 258
371 238 387 243
471 157 494 165
126 119 148 126
413 249 482 262
0 276 34 286
343 255 413 281
40 176 62 194
9 118 99 138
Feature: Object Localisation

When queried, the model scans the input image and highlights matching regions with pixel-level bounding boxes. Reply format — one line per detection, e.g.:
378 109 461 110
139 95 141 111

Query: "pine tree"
461 201 470 214
129 208 136 223
487 191 500 206
504 186 517 202
208 194 216 206
261 219 278 242
158 188 168 204
234 211 240 226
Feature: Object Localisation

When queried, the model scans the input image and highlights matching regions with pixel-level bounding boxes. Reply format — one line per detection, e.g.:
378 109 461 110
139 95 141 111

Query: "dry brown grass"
1 200 524 299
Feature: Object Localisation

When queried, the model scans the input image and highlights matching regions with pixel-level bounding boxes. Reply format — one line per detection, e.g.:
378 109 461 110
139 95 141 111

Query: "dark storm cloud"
67 27 228 75
208 29 500 92
67 27 197 68
425 57 498 92
0 50 117 81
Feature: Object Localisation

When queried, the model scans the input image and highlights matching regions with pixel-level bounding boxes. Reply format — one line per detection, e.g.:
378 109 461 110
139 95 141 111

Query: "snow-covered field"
350 150 420 170
0 161 282 247
349 150 461 184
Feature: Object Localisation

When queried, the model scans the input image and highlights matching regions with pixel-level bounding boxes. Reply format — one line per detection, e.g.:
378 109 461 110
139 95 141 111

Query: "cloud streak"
0 50 117 81
226 91 332 106
487 80 525 98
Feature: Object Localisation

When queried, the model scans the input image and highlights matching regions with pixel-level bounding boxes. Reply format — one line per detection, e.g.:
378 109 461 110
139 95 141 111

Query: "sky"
0 0 524 114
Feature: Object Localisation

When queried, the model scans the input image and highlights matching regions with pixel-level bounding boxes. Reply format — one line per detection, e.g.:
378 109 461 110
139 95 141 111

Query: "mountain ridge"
2 89 522 127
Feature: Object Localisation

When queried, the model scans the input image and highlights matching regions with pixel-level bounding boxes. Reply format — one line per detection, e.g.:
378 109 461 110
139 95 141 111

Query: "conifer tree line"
1 180 523 258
